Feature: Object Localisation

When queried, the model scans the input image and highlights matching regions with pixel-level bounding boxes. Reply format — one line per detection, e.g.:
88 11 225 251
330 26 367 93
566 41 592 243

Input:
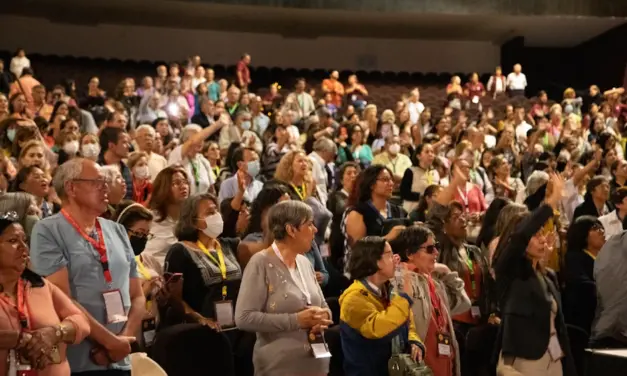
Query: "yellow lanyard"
197 241 228 298
425 169 433 185
135 255 152 280
213 165 221 177
584 250 597 261
291 183 306 201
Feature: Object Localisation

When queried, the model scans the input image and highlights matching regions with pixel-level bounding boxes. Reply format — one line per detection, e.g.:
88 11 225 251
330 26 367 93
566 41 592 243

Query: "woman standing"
328 162 360 270
494 173 577 376
144 166 190 269
337 124 373 167
0 211 90 376
489 155 525 204
340 236 424 376
236 201 332 376
392 226 471 376
400 143 439 213
128 152 152 205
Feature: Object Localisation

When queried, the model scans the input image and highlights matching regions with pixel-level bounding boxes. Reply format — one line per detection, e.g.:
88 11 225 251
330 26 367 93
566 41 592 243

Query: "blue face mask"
7 128 16 142
247 160 260 178
241 121 251 131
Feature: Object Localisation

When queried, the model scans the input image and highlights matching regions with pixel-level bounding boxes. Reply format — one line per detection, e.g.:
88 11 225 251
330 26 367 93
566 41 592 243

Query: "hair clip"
0 211 18 221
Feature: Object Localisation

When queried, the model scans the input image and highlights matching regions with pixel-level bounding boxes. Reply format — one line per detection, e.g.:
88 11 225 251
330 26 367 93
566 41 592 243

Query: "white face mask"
63 140 79 155
81 143 100 158
202 213 224 239
134 165 150 180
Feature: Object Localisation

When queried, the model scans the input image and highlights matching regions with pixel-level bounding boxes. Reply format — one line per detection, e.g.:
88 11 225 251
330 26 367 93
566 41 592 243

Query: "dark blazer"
494 204 577 376
573 195 614 221
562 251 597 335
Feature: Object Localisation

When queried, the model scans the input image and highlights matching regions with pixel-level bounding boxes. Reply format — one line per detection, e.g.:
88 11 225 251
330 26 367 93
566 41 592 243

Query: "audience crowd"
1 48 627 376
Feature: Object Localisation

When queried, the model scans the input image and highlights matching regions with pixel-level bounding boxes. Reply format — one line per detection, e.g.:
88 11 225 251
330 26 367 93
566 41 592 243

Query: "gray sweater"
235 248 331 375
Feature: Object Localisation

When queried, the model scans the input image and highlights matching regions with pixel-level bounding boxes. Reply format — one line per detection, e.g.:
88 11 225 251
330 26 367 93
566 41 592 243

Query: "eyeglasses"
377 177 394 184
128 230 155 240
591 224 605 234
72 178 108 190
418 243 440 254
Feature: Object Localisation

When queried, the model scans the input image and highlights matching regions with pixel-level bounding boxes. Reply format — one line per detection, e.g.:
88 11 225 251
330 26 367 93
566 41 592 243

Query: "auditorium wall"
0 16 499 74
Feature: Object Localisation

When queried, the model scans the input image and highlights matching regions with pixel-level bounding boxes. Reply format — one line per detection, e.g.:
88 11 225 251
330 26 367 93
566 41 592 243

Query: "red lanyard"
427 276 447 332
0 279 29 329
61 209 112 284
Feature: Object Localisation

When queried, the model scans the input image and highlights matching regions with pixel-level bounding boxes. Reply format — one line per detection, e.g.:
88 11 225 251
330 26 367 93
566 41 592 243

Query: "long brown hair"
147 166 188 222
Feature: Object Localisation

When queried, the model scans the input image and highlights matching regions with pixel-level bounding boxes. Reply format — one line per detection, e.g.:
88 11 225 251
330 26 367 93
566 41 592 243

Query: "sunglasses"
419 243 440 254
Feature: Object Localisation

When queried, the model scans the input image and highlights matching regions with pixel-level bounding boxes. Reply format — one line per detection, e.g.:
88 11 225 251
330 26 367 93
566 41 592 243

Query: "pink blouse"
453 183 487 214
0 277 90 376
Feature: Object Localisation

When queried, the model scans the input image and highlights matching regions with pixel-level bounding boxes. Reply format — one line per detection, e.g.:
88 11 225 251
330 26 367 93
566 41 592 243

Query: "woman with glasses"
494 174 577 376
562 216 605 338
391 225 471 376
342 165 408 276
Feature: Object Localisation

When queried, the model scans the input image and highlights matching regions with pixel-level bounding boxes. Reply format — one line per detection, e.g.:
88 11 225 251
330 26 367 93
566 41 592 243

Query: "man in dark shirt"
98 127 134 200
0 60 12 95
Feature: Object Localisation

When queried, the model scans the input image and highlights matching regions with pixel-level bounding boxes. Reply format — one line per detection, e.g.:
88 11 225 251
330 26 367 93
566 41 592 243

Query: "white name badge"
103 290 128 324
438 343 452 357
311 343 332 359
215 301 235 328
470 306 481 319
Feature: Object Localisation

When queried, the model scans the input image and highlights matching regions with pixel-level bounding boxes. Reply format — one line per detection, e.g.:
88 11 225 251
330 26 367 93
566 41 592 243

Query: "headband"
116 203 146 224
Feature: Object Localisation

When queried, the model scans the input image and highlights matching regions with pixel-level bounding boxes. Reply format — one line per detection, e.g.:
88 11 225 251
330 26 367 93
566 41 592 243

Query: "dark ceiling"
4 0 625 46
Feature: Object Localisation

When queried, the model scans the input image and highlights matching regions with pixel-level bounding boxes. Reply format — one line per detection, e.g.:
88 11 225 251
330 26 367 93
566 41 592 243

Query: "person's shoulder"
97 218 129 239
247 247 272 268
33 213 65 231
219 237 240 252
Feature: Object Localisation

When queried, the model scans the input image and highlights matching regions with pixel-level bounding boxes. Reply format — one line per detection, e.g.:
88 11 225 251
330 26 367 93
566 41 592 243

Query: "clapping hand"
297 306 332 330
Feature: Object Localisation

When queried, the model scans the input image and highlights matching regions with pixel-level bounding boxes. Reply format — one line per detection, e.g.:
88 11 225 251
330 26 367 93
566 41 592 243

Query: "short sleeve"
30 220 68 277
164 243 188 274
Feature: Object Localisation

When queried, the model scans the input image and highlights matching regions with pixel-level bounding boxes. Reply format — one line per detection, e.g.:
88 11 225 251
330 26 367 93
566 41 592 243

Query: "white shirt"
218 125 263 155
308 152 329 206
191 77 206 93
599 210 624 240
487 75 506 94
407 101 425 125
515 121 533 143
143 215 177 269
168 145 214 195
507 72 527 90
10 56 30 78
560 179 584 227
147 152 168 182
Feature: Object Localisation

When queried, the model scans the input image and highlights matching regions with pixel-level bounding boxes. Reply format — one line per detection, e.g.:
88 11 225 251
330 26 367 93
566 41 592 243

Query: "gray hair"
175 193 217 241
268 201 313 241
181 123 202 143
526 170 550 196
136 124 156 137
100 165 122 183
0 192 33 226
494 203 528 237
53 158 85 199
313 137 337 154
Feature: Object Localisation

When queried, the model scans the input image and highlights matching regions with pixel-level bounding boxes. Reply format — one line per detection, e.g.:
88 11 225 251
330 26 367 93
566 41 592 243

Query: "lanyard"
61 209 111 285
457 186 469 211
135 256 152 280
463 254 477 300
271 242 311 305
213 165 221 177
584 250 597 261
426 170 433 185
426 276 447 332
0 279 29 330
291 183 306 201
197 241 228 299
190 160 200 188
389 155 398 174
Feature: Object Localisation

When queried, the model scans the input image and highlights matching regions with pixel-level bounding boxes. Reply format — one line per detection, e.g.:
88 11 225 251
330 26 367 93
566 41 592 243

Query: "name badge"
437 333 452 357
548 335 563 361
470 306 481 319
351 95 357 102
308 332 331 359
103 289 128 324
142 318 157 346
214 300 235 328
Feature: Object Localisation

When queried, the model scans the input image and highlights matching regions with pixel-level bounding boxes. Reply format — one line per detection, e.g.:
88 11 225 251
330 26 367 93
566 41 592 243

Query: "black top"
164 238 241 320
328 189 349 269
494 204 577 376
352 201 409 238
562 251 597 335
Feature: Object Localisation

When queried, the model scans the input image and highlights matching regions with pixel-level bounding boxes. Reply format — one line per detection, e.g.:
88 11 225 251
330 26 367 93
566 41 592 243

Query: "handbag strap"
391 335 403 355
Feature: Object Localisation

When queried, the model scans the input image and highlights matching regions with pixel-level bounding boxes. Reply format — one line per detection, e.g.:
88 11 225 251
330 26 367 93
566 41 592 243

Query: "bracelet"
55 323 69 344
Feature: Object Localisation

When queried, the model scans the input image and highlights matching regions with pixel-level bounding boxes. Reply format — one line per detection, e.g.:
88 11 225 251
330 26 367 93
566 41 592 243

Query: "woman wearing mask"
494 174 577 376
115 202 160 348
236 200 332 376
340 236 424 376
56 129 80 166
128 152 152 205
392 225 471 376
0 211 90 376
80 133 100 162
144 166 190 269
401 143 439 213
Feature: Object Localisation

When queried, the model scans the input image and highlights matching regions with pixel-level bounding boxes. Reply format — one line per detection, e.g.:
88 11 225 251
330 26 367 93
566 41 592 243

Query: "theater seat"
151 323 235 376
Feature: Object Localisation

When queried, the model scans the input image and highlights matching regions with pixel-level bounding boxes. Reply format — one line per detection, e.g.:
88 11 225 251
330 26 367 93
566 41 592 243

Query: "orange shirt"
9 75 41 106
322 79 344 107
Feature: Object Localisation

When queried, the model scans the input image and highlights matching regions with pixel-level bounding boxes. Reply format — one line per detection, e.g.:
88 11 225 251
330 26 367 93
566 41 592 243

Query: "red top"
424 277 455 376
465 82 485 98
132 180 153 205
453 184 487 214
237 61 250 86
